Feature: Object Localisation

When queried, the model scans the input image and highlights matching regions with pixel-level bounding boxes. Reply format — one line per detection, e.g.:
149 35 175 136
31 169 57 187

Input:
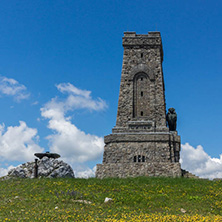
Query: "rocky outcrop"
181 169 199 179
7 156 74 178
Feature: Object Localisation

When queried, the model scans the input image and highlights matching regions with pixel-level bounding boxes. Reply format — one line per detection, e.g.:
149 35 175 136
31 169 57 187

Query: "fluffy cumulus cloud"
0 121 44 177
41 83 106 165
56 83 107 111
0 121 44 162
74 165 97 178
0 76 30 101
180 143 222 179
0 166 14 177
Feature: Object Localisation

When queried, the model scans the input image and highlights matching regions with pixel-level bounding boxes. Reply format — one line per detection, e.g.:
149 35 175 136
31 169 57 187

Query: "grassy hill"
0 177 222 221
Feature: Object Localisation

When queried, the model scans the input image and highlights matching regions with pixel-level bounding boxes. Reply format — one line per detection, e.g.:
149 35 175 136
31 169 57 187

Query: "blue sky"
0 0 222 178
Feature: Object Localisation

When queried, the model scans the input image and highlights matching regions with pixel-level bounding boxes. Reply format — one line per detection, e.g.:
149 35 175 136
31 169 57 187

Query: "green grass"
0 177 222 221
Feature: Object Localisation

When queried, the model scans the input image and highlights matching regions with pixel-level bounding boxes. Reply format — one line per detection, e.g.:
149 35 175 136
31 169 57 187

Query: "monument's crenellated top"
122 32 163 61
123 31 161 37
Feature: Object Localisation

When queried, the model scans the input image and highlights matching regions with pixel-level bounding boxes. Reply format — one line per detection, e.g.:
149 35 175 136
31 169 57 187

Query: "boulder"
181 169 199 179
104 197 113 203
8 156 75 178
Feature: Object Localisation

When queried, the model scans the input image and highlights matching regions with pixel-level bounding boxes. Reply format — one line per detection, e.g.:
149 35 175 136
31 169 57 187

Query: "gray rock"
73 200 92 204
180 208 186 213
104 197 113 203
7 156 74 178
181 169 199 179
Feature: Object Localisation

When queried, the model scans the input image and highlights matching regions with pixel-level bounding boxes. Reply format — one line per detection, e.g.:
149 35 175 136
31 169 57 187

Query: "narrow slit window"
141 91 143 97
138 155 141 162
141 53 143 58
134 156 137 162
142 156 145 162
141 77 143 81
141 111 143 116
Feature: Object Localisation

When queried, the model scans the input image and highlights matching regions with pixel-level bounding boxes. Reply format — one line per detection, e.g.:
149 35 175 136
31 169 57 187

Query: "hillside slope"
0 177 221 221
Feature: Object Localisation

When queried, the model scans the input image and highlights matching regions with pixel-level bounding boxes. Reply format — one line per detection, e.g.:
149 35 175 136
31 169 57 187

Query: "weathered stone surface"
96 32 182 178
180 208 186 214
8 156 74 178
97 162 181 179
104 197 113 203
115 32 166 130
34 152 60 159
181 169 199 179
73 200 92 204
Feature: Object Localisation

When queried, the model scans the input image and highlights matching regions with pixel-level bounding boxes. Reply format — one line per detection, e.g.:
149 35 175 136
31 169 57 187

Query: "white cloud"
32 101 39 105
0 165 14 177
0 121 44 162
74 165 97 178
180 143 222 179
56 83 91 98
41 83 106 165
0 76 30 102
56 83 107 111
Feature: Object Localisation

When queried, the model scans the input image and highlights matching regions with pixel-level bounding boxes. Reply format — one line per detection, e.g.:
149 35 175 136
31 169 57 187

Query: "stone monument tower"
96 32 181 178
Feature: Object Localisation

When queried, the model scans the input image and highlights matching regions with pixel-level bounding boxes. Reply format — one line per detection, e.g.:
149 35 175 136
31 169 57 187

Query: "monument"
96 32 181 178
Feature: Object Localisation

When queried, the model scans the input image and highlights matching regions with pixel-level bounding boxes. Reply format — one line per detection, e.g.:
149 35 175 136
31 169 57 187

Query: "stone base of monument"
96 162 181 178
7 156 75 179
96 131 181 178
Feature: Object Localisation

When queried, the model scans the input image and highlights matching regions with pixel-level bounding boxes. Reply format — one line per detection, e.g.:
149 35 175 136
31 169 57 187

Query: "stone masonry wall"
95 32 182 179
96 132 181 178
103 142 170 164
96 162 182 178
115 32 167 131
103 133 180 163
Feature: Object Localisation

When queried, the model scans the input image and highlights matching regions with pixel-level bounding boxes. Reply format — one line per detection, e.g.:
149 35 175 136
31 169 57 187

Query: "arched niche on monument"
133 72 150 118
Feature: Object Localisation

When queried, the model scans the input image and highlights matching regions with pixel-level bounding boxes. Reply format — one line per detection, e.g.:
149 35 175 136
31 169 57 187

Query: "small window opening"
141 77 143 81
141 91 143 97
142 156 145 162
141 111 143 116
141 53 143 58
134 155 146 163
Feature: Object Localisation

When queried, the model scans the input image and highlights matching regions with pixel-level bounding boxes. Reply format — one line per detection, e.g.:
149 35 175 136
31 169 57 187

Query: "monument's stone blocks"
96 162 181 178
96 32 181 178
116 32 166 131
